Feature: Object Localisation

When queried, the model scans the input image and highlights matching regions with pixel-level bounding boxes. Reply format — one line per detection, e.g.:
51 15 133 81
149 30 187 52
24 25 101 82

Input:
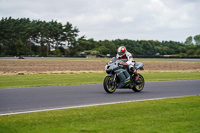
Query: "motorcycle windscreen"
135 62 144 70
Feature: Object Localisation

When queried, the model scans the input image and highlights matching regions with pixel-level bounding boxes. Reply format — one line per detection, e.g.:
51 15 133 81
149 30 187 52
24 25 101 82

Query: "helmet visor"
118 51 125 56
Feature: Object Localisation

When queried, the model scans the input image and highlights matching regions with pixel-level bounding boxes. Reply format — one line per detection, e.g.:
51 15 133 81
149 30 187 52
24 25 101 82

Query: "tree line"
0 17 81 56
0 17 200 57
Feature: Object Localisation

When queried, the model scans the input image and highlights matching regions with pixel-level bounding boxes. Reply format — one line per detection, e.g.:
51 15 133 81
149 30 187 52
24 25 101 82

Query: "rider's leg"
129 65 139 80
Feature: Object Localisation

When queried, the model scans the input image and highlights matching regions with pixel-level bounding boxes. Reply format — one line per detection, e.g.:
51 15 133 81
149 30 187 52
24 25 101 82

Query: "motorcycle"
103 57 145 93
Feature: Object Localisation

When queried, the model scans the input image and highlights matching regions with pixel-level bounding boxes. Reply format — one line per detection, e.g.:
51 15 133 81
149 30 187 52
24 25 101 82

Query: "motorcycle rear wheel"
132 73 145 92
103 76 117 93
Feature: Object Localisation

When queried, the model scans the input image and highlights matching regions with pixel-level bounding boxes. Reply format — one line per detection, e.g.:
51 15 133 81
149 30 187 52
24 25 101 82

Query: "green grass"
0 72 200 89
0 95 199 133
0 73 106 89
16 57 111 61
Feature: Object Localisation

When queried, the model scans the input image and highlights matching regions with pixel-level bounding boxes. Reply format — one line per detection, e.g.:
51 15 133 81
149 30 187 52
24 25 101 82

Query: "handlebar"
118 63 128 68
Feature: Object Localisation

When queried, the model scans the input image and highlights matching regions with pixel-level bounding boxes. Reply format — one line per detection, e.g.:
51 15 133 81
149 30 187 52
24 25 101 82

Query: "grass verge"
0 95 199 133
0 72 200 89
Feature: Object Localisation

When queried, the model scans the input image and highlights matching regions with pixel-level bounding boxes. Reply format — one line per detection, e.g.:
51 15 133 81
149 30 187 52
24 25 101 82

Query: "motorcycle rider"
116 46 139 81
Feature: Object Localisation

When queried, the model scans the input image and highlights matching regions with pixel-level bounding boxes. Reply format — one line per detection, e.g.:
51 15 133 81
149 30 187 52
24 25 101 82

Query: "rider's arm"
116 54 120 59
126 52 135 66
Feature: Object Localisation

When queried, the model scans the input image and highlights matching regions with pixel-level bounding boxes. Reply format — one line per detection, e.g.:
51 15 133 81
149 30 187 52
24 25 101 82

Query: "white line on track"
0 95 194 116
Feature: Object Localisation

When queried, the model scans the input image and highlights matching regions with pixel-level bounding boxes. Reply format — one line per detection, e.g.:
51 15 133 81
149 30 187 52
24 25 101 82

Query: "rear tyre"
103 76 117 93
132 73 145 92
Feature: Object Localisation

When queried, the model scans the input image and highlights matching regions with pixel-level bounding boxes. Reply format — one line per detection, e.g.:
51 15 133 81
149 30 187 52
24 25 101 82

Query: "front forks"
111 74 116 82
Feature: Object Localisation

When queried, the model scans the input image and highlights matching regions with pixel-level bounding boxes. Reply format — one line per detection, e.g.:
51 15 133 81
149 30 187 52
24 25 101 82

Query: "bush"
54 49 62 56
186 49 195 56
195 49 200 56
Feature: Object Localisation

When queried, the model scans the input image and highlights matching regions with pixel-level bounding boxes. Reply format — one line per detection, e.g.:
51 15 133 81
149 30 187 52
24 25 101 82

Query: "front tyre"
103 76 117 93
132 73 145 92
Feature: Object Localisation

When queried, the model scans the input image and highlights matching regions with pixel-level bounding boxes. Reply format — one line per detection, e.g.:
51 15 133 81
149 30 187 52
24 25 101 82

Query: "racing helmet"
117 46 127 57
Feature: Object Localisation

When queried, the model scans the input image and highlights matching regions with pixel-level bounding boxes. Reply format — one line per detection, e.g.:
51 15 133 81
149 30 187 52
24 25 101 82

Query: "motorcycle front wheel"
103 76 117 93
132 73 145 92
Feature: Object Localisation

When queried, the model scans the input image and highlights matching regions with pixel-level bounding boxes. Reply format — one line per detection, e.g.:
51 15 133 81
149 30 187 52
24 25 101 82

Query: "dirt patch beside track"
0 59 199 75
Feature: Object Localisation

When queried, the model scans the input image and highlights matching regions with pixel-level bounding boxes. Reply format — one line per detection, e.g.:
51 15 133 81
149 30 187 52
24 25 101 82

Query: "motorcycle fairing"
114 68 131 88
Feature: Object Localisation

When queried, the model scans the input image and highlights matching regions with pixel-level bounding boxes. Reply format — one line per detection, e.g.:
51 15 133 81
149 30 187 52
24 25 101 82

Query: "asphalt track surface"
0 80 200 115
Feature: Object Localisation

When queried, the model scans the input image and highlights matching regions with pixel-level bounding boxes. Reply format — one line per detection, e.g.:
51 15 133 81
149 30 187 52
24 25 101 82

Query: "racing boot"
135 74 139 81
134 72 140 84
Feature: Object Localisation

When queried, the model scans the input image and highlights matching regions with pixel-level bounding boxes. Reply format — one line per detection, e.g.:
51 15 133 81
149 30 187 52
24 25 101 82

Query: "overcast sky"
0 0 200 42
